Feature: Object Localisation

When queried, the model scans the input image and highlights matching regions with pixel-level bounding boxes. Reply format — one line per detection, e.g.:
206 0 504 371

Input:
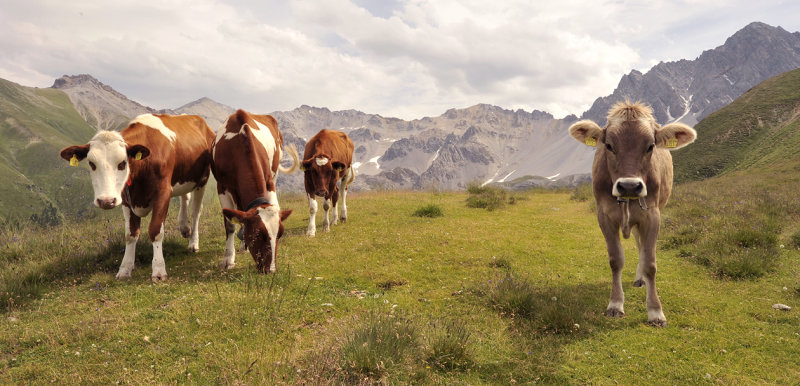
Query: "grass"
1 189 799 383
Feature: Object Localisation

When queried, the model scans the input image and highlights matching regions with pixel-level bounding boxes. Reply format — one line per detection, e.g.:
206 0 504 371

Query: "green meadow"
1 183 798 384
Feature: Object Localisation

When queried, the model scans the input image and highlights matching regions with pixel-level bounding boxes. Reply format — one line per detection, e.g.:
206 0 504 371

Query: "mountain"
52 75 236 131
174 97 235 129
52 74 155 131
6 21 799 212
0 78 96 226
582 22 800 126
672 67 800 181
268 104 588 192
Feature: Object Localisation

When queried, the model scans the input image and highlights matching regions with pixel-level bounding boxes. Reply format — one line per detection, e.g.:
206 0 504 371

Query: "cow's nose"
315 189 327 197
616 180 644 197
96 197 117 209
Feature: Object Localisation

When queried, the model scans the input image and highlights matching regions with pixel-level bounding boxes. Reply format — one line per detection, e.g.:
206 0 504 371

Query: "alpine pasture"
1 185 798 383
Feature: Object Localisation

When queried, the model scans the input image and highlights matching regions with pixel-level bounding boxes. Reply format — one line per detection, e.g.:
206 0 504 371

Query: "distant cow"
212 109 299 273
60 114 215 281
302 129 355 237
568 101 696 327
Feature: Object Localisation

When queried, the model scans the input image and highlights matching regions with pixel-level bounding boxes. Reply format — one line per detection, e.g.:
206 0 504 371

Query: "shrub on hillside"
425 320 473 371
482 273 584 334
340 312 418 378
413 204 443 218
466 183 518 211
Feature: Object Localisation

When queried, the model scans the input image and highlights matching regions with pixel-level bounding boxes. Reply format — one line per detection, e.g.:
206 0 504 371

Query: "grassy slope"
0 78 96 226
673 67 800 182
1 190 798 384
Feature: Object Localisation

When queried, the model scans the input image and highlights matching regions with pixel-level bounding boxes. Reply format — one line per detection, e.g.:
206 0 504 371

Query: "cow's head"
302 154 345 198
569 102 696 199
60 131 150 209
223 206 292 273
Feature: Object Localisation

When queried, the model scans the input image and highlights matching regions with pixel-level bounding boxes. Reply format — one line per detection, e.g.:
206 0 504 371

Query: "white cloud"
0 0 798 120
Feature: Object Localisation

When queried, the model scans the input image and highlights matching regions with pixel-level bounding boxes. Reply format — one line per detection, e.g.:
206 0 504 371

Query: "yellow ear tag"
135 152 142 160
585 137 597 147
229 217 240 225
665 137 678 148
70 155 79 167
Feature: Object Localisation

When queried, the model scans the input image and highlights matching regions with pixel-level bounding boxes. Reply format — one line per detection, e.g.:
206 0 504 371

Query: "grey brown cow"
568 101 696 326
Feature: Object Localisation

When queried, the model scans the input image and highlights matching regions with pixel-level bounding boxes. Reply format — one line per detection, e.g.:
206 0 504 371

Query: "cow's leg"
330 188 340 226
178 193 192 238
633 227 645 287
187 186 205 252
322 196 332 232
148 193 171 282
639 212 666 327
117 206 141 279
218 193 237 269
598 213 625 317
306 195 318 237
339 168 353 222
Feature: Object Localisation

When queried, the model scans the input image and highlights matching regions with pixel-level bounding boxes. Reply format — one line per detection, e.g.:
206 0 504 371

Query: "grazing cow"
60 114 215 281
212 109 299 273
302 129 355 237
568 101 696 327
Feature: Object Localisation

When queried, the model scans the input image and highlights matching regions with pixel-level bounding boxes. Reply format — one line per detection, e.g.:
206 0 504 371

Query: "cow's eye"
118 161 127 170
605 143 614 153
89 161 96 171
647 144 655 153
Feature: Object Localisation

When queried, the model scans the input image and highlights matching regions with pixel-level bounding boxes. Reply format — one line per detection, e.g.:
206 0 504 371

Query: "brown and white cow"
568 101 696 327
302 129 355 237
60 114 215 281
212 109 299 273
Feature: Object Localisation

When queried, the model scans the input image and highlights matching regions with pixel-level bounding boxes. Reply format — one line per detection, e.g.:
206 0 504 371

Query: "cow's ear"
656 123 697 150
568 120 604 147
127 144 151 160
223 208 247 225
60 144 90 164
332 162 346 172
279 209 293 222
301 160 311 171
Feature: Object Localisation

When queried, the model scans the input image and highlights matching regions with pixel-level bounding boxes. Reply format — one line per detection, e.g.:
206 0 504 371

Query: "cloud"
0 0 798 120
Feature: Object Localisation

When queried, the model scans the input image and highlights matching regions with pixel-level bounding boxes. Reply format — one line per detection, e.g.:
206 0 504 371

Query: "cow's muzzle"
96 197 118 209
613 177 647 199
315 189 328 198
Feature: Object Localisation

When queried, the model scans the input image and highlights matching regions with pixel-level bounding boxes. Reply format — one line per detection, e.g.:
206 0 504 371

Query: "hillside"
0 78 96 226
1 190 798 383
673 67 800 181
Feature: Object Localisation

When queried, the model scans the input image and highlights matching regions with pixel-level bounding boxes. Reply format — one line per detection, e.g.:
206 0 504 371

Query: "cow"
212 109 299 273
301 129 355 237
568 101 696 327
60 114 215 281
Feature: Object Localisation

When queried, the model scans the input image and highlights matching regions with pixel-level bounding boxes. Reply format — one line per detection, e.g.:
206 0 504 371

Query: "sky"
1 0 799 120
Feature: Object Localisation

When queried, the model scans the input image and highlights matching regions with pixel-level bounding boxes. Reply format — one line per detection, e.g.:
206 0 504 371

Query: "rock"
773 303 791 311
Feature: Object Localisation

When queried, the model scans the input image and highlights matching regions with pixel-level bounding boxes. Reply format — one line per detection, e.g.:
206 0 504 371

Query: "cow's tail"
279 144 300 174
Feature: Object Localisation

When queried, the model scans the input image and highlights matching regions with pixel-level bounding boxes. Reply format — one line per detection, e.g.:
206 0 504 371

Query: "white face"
256 206 281 273
86 136 130 209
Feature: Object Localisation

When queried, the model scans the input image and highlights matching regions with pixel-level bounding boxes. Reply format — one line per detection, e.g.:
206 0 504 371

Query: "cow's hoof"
219 260 235 270
188 244 199 253
605 308 625 318
152 273 168 283
115 271 132 280
180 226 192 238
323 226 330 232
647 319 667 327
633 279 645 287
340 217 347 223
306 232 316 238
